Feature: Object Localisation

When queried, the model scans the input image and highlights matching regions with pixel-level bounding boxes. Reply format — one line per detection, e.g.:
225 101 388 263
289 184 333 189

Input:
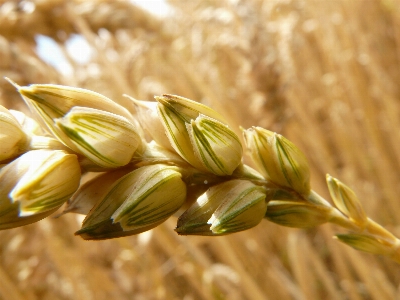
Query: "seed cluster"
0 81 399 263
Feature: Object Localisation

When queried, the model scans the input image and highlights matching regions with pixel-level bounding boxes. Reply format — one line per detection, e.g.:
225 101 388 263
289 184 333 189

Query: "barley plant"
1 0 400 299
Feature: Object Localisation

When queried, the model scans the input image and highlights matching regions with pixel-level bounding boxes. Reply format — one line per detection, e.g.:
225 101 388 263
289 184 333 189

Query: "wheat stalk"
0 80 399 265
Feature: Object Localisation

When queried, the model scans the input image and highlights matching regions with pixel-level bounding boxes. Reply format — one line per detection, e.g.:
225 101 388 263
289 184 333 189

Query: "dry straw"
1 0 400 299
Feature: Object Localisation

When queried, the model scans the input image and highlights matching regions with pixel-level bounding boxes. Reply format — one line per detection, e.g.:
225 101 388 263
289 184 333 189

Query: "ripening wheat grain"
1 1 400 299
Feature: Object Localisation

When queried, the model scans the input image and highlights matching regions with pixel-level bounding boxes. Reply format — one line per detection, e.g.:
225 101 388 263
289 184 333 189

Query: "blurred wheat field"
1 0 400 299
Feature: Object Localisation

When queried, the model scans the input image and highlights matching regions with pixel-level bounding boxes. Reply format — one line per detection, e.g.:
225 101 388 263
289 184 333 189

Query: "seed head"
243 127 311 195
326 174 367 227
156 94 231 172
0 105 28 162
0 150 81 229
76 164 187 240
336 234 396 256
187 115 243 176
15 83 134 153
55 107 141 168
265 200 332 228
176 179 268 235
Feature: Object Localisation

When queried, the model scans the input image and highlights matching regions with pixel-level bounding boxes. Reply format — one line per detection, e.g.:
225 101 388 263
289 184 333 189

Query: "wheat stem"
307 189 400 262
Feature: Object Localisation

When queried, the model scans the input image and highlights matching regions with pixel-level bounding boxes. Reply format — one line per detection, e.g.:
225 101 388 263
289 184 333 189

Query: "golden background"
0 0 399 299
